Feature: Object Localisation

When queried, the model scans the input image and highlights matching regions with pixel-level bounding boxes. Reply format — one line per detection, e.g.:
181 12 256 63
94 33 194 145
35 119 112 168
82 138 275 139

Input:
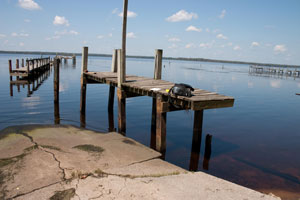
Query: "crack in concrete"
126 156 161 167
17 132 66 181
74 179 81 200
11 180 63 199
118 177 127 196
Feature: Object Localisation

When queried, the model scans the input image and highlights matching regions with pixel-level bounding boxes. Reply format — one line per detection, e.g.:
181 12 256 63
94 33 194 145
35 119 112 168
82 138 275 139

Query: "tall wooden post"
22 59 24 68
121 0 128 84
203 134 212 170
80 47 88 115
156 94 167 154
108 49 118 132
54 58 60 104
151 49 163 149
8 60 12 81
189 110 204 171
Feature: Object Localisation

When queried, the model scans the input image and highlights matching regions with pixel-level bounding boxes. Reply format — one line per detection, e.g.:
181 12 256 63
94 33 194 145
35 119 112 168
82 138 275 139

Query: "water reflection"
9 70 50 97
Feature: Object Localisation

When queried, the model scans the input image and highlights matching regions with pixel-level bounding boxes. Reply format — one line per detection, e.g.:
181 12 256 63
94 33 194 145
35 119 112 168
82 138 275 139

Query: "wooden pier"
8 57 51 80
8 57 51 97
80 47 235 155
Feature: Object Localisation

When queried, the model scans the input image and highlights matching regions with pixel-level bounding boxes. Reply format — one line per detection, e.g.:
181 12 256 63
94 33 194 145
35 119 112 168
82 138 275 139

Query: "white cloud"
112 8 119 14
274 44 287 53
168 44 178 49
24 19 31 23
97 35 104 39
216 33 227 40
199 41 214 49
19 42 24 46
54 30 78 35
11 32 18 37
168 37 181 42
0 34 6 38
251 42 260 47
127 32 136 38
185 43 195 48
219 9 226 19
18 0 41 10
45 35 60 40
233 45 241 50
186 25 202 32
53 16 70 26
166 10 198 22
108 33 113 37
19 33 29 37
119 11 137 18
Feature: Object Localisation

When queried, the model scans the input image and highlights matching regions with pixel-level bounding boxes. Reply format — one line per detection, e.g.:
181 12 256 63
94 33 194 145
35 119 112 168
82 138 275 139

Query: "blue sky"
0 0 299 65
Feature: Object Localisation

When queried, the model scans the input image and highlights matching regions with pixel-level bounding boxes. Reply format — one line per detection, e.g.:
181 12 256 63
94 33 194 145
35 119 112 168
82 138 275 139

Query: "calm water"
1 53 300 199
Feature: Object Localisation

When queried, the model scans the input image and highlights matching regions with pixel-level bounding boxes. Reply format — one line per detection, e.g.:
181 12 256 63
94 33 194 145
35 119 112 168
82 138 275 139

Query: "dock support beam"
54 57 60 125
151 49 163 150
108 49 118 132
8 60 12 81
80 47 88 127
189 110 204 171
156 94 167 154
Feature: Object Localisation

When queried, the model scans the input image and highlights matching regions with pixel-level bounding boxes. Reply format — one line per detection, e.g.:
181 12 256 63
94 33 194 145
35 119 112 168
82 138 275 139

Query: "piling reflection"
108 85 115 132
189 133 212 171
9 68 51 97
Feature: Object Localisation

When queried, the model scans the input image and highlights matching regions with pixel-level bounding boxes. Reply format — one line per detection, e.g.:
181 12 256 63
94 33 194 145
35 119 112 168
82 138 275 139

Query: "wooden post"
72 55 76 65
151 49 163 149
108 49 118 132
154 49 163 80
54 58 59 104
80 47 88 115
203 134 212 170
121 0 128 84
117 88 126 135
22 59 24 68
26 59 29 73
156 94 167 154
189 110 204 171
117 49 124 87
8 60 12 81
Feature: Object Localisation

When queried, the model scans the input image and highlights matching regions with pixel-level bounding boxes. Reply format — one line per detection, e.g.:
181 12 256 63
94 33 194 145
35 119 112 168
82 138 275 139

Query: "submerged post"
108 49 118 132
203 134 212 170
8 60 12 81
151 49 163 149
189 110 204 171
80 47 88 115
54 58 60 104
156 94 167 155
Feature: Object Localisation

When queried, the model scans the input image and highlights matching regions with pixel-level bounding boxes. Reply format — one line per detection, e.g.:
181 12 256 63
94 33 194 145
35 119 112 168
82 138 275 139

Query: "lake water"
1 53 300 200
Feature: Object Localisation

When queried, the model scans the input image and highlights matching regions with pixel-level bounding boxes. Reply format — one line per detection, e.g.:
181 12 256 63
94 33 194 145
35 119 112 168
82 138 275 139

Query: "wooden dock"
8 57 51 80
8 57 51 96
80 47 235 156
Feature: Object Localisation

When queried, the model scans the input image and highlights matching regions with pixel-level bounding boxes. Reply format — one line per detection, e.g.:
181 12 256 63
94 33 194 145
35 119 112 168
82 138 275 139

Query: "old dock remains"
79 47 235 154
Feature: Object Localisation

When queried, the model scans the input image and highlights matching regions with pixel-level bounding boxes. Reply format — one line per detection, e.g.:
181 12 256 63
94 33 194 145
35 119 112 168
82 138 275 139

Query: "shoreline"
1 50 299 68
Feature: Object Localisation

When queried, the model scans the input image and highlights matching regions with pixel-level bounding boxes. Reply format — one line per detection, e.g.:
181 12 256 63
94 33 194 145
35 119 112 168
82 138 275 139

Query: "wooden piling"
80 47 88 114
117 49 124 87
156 94 167 154
108 49 118 132
8 60 12 81
72 55 76 65
189 110 204 171
117 88 126 135
203 134 212 170
54 58 59 104
151 49 163 149
121 0 128 84
154 49 163 80
22 59 24 68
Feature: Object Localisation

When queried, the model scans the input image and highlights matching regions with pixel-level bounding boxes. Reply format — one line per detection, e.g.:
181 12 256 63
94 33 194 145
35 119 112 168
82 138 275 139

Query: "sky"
0 0 299 65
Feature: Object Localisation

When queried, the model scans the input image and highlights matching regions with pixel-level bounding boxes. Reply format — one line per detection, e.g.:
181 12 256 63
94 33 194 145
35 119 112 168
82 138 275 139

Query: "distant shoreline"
1 50 299 68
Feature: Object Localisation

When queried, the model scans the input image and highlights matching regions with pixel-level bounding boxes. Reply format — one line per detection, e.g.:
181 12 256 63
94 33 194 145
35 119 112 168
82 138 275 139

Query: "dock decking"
85 71 234 110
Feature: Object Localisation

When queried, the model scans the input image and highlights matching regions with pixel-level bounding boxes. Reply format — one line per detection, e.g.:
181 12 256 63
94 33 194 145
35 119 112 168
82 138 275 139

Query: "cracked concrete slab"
0 125 280 200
